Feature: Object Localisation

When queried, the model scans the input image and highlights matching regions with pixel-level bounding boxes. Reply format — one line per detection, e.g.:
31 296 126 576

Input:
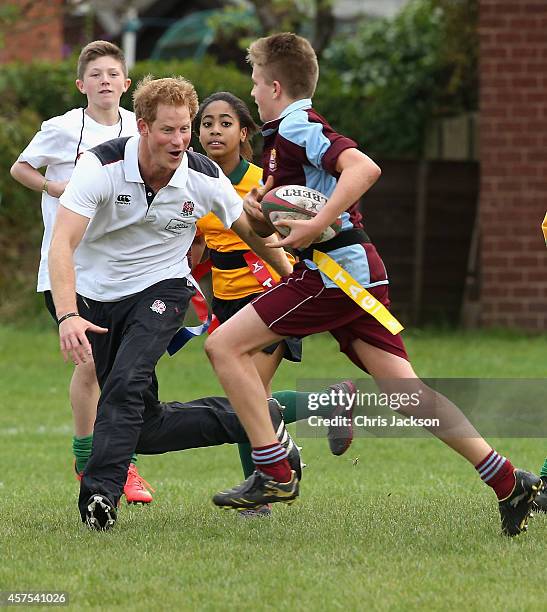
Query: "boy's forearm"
314 152 381 228
10 161 67 198
10 161 47 192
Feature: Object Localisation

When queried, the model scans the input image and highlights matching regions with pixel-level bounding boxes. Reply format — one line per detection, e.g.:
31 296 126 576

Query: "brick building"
479 0 547 330
0 0 64 63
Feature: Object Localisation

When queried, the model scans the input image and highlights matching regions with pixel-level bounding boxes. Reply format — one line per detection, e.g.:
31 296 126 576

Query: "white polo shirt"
18 107 138 292
59 135 243 301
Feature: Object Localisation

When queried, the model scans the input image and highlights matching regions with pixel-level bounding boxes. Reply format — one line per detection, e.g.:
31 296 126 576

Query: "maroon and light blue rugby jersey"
260 98 388 289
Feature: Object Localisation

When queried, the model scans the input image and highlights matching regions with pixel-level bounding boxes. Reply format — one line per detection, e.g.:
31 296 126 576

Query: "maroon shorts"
251 262 408 371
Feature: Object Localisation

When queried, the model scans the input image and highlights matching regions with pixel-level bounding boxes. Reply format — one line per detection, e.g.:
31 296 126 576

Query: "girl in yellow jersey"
194 92 302 391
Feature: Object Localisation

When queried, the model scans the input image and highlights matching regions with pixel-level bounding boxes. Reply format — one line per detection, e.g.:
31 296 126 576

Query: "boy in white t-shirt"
10 40 153 504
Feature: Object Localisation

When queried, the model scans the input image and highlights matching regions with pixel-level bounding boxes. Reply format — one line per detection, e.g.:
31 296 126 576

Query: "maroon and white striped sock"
475 450 516 500
252 443 292 483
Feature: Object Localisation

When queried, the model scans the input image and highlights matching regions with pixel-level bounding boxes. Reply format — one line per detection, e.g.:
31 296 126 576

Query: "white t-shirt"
18 107 138 291
59 135 243 301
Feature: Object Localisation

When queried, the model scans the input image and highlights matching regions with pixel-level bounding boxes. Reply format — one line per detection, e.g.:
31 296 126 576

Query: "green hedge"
322 0 477 158
0 58 353 261
0 54 382 226
0 108 46 321
0 57 255 126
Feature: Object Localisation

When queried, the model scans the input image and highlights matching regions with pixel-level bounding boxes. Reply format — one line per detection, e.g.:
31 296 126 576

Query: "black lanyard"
74 108 123 165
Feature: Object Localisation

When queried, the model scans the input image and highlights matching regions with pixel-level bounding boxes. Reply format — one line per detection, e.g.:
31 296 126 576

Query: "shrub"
0 108 46 321
321 0 478 157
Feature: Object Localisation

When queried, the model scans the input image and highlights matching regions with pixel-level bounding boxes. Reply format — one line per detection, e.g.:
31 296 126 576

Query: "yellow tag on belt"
542 212 547 246
313 250 404 335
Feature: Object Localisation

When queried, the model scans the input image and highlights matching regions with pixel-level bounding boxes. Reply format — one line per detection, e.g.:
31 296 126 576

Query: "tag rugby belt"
210 249 276 289
209 229 370 269
298 228 370 261
209 248 254 270
301 228 404 336
211 230 403 335
168 227 402 355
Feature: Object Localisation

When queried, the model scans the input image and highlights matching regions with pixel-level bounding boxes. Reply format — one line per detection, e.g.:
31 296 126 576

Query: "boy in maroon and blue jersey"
205 32 543 536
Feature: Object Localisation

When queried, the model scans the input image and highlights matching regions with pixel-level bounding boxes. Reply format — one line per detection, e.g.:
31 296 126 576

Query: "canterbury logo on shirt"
115 194 131 205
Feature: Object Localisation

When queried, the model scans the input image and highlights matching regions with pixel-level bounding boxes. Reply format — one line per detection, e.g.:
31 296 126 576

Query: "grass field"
1 325 546 610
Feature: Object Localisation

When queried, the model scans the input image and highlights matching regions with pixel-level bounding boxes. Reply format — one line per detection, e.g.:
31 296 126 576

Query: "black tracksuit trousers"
77 278 246 519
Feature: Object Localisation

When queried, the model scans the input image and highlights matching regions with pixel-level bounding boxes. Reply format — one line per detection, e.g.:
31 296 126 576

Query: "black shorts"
212 293 302 363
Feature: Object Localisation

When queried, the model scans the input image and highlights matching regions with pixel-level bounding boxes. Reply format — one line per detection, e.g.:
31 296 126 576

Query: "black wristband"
57 312 79 326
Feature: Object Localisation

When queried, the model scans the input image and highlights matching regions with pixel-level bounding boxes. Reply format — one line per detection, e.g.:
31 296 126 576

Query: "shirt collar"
124 135 142 183
227 157 249 185
123 135 189 188
167 152 188 188
279 98 312 118
261 98 312 134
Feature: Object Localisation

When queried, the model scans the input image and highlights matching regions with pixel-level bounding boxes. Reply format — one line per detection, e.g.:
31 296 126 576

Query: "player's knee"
205 331 234 365
204 333 222 364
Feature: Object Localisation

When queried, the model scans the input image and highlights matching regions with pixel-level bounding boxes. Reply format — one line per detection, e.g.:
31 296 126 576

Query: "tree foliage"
321 0 478 156
208 0 336 60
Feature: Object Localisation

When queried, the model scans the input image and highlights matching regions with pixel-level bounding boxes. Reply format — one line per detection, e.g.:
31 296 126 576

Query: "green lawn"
0 326 546 610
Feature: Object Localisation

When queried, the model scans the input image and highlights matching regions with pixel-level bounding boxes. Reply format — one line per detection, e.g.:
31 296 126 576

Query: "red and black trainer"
75 460 154 504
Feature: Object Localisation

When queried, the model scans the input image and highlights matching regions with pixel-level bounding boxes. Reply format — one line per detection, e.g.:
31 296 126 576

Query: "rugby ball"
261 185 342 243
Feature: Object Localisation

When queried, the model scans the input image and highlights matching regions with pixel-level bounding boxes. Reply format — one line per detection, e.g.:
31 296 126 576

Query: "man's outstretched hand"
58 316 108 365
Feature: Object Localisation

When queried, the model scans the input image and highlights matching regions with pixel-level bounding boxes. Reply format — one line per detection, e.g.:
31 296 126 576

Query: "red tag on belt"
191 260 213 322
243 252 276 290
190 259 219 333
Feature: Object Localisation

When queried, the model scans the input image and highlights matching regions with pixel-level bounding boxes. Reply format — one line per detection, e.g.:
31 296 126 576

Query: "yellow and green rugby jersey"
196 158 295 299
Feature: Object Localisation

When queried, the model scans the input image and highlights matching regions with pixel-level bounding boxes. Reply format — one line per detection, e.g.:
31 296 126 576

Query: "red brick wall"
0 0 64 64
479 0 547 330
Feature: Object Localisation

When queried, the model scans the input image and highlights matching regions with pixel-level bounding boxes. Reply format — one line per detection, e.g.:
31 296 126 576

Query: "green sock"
540 457 547 478
72 435 93 473
72 435 137 473
238 442 255 479
272 390 334 422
